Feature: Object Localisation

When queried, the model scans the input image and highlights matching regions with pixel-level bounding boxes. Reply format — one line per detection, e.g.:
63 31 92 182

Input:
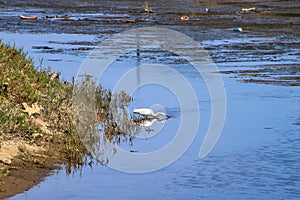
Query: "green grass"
0 40 139 173
0 40 87 172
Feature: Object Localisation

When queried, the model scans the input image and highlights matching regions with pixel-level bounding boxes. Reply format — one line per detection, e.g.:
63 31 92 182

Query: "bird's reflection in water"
73 78 140 166
73 77 170 167
133 117 168 138
134 117 167 127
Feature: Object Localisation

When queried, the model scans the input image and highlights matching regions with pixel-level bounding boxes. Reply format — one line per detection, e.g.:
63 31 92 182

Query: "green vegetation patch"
0 40 140 173
0 40 86 172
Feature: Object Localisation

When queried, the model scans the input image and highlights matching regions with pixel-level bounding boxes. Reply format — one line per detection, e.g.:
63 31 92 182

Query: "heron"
133 108 169 118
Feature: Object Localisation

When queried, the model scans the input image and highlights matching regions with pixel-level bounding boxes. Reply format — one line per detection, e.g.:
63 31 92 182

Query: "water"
10 78 300 199
1 0 300 199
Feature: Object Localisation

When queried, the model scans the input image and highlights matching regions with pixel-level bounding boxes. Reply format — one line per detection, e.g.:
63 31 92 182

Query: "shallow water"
1 0 300 199
10 77 300 200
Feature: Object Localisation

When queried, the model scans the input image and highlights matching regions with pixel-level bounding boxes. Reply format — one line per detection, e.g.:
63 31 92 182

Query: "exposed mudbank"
1 0 298 86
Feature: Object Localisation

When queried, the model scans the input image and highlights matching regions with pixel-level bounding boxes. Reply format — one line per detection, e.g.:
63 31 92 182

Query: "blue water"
1 13 300 200
9 75 300 199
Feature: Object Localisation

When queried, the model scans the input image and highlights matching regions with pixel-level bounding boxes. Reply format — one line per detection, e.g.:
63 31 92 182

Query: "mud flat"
0 0 298 85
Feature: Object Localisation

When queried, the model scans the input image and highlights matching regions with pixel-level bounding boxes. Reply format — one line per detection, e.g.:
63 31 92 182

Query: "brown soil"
0 139 66 199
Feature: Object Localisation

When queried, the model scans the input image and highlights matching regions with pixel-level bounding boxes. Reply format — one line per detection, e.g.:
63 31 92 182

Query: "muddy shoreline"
0 42 87 199
0 141 65 199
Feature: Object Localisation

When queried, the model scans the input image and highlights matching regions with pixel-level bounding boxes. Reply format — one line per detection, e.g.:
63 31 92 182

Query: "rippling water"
9 78 300 199
1 0 300 199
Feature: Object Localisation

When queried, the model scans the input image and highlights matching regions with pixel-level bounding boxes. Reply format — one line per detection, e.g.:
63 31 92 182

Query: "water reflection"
133 106 169 136
134 117 167 127
133 117 168 139
72 77 131 165
72 76 171 166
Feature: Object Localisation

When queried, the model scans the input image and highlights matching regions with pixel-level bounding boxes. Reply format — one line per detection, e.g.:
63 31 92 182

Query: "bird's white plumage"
133 108 167 118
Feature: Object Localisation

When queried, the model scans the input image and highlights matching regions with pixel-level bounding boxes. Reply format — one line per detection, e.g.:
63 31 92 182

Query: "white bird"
133 108 168 118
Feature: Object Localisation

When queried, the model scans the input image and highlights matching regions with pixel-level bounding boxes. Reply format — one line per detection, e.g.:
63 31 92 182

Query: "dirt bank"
0 41 86 199
0 139 66 199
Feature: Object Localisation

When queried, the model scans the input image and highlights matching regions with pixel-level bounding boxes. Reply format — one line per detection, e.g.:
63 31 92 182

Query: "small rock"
22 102 42 116
233 27 243 32
121 19 135 23
180 16 190 21
0 153 12 165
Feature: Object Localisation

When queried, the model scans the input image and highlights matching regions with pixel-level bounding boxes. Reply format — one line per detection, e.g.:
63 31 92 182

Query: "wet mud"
1 0 299 86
